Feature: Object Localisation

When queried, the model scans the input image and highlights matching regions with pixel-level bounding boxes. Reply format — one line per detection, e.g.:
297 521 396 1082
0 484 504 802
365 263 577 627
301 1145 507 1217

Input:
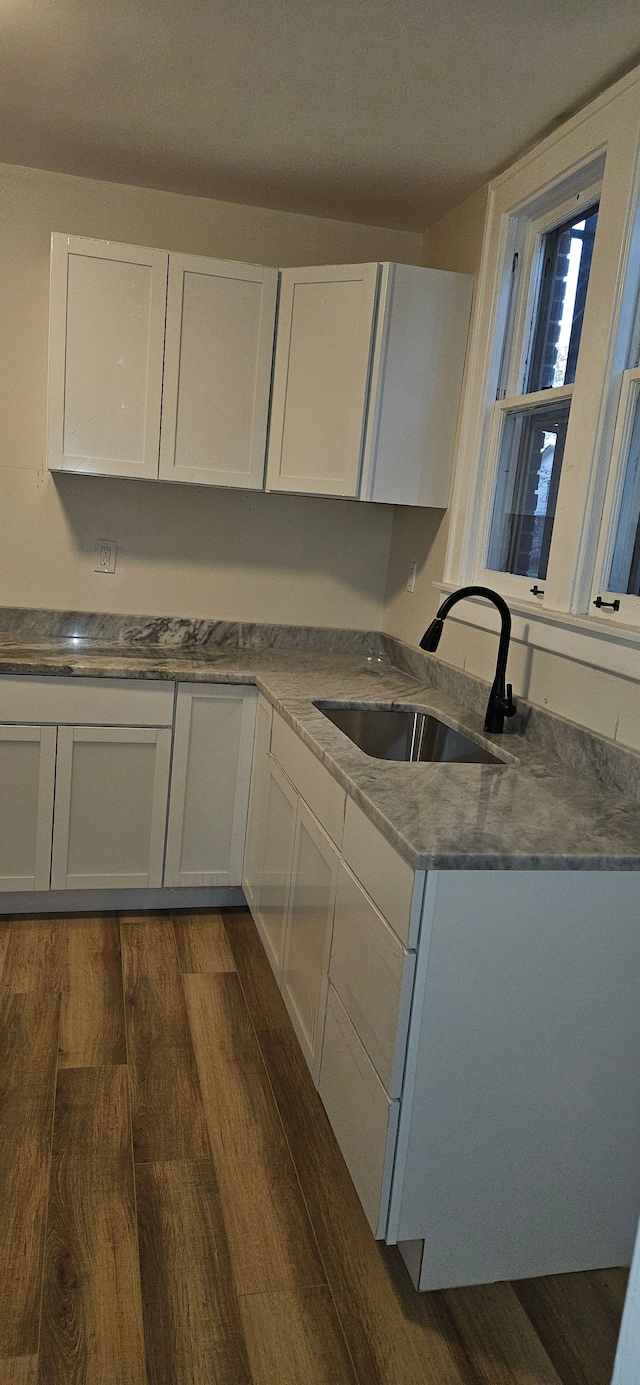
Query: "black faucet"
420 586 517 734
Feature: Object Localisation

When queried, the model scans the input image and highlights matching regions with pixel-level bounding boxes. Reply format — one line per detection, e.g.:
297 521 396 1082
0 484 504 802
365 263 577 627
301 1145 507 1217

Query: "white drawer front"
330 861 415 1096
319 984 399 1237
0 675 174 727
271 711 345 848
342 796 423 946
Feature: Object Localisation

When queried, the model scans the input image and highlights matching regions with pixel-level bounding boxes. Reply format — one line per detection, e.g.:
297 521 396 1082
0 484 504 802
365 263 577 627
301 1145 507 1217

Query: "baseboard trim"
0 886 247 916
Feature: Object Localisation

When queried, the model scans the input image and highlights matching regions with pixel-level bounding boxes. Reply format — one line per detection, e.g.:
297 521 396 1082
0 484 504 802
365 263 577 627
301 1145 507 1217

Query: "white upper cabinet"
47 234 168 479
362 263 474 507
159 255 278 488
47 236 472 506
266 261 473 505
47 235 277 489
266 263 380 498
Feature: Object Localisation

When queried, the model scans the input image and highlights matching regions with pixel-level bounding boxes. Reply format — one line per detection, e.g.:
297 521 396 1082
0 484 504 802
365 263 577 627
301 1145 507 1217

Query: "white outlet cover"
94 539 117 574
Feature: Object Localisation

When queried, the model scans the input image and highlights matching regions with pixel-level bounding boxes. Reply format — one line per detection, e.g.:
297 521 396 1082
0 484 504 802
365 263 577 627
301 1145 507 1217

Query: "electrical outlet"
94 539 117 574
406 560 418 593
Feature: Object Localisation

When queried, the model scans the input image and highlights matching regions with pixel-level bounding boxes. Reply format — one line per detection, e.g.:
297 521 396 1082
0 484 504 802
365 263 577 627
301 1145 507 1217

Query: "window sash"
487 399 570 580
476 386 573 601
526 204 599 392
497 181 602 404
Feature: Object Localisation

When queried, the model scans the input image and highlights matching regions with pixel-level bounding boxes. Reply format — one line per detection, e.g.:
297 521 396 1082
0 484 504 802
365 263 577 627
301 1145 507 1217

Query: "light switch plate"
94 539 117 574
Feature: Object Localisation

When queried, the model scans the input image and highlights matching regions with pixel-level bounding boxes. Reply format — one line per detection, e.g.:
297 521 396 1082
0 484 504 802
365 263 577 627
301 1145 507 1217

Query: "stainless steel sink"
315 704 503 764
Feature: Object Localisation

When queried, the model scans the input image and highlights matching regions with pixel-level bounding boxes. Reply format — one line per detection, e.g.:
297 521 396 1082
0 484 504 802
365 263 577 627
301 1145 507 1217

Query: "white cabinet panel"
319 984 399 1237
281 800 339 1081
0 725 56 891
266 264 380 497
270 711 345 847
330 861 416 1096
244 753 298 980
342 797 424 947
266 260 472 505
51 725 171 890
242 695 273 910
164 683 256 888
47 234 168 479
159 255 278 489
0 675 174 727
360 263 473 506
390 870 640 1286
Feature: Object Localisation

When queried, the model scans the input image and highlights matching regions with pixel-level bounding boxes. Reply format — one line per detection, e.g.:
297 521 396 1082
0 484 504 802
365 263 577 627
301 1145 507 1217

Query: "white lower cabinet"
244 707 413 1125
0 676 258 899
164 684 257 887
51 725 172 889
329 860 416 1098
0 724 57 891
244 752 298 979
244 716 640 1288
281 800 339 1081
319 985 400 1236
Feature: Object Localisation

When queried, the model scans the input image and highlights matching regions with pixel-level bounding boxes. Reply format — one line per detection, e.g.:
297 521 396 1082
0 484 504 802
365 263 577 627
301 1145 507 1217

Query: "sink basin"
315 704 503 765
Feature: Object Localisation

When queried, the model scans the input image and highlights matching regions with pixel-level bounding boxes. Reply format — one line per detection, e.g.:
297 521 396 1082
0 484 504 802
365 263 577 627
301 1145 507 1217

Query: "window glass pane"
609 394 640 596
527 204 599 392
487 400 570 580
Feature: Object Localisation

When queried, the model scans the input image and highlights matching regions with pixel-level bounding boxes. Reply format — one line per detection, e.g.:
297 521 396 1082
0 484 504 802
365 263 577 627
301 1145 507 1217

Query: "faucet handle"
503 684 517 717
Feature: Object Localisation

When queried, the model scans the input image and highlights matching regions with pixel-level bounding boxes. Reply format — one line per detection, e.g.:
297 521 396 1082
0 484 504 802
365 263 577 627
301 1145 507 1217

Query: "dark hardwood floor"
0 907 629 1385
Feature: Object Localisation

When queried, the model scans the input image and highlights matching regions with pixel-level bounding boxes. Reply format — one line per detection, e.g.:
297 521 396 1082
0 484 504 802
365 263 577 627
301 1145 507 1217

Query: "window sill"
436 582 640 681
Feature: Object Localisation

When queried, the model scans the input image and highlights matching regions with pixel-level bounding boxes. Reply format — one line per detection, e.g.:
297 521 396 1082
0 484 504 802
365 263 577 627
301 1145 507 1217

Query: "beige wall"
0 160 420 627
383 185 489 644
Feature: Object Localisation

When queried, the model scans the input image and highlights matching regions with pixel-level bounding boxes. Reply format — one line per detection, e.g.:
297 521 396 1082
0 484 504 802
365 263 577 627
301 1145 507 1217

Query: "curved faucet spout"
420 586 517 734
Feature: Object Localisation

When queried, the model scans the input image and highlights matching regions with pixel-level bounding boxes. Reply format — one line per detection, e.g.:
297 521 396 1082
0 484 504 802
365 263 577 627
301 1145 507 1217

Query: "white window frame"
444 66 640 654
592 366 640 626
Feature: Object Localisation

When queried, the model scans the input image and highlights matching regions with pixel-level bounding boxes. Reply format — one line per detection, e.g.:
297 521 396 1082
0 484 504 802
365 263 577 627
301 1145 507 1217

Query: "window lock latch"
593 595 620 611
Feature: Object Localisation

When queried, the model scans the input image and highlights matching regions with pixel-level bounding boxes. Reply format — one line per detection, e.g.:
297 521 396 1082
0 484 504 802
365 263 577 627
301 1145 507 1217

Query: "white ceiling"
1 0 640 232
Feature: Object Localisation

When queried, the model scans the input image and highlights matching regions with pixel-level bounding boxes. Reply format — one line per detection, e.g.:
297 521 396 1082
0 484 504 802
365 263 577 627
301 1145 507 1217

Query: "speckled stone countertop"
0 612 638 872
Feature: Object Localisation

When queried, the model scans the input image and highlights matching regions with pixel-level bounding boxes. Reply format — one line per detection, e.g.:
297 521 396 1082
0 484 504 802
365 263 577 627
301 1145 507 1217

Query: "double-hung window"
444 66 640 649
480 185 600 598
488 201 598 585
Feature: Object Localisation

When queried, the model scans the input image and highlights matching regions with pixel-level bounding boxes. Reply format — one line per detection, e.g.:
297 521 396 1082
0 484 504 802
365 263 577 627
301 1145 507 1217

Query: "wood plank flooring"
0 908 629 1384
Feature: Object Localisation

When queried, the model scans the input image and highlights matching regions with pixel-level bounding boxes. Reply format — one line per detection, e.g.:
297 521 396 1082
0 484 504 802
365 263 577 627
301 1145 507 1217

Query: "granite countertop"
0 619 638 873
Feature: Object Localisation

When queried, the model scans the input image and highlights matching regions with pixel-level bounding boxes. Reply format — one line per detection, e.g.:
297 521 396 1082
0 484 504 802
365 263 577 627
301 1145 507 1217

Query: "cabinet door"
330 861 416 1097
266 263 380 497
242 695 273 909
159 255 278 488
319 984 400 1237
164 684 257 888
51 726 172 890
281 800 339 1082
47 233 168 479
0 725 56 891
244 753 298 981
359 262 474 507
